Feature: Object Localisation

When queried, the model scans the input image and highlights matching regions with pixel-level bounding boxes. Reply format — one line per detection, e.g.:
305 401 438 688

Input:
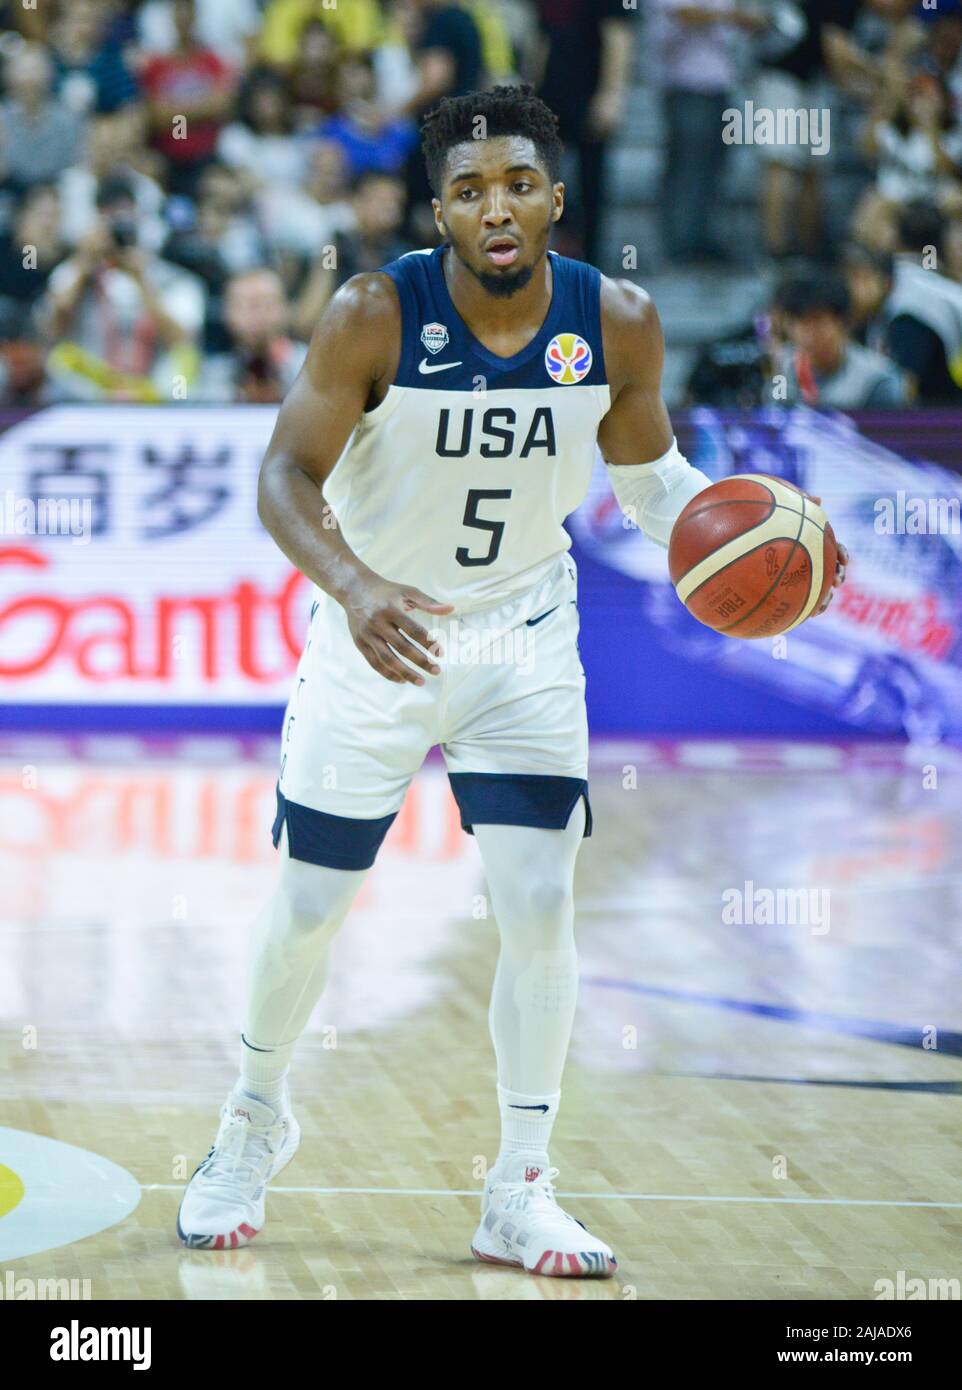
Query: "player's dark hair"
773 271 851 322
420 83 564 199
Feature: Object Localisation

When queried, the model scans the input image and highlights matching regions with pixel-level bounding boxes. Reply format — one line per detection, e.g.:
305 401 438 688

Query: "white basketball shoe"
177 1084 300 1249
472 1153 617 1277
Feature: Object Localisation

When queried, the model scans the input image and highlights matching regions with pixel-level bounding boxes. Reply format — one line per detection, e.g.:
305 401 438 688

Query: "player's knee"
279 857 363 930
503 873 573 934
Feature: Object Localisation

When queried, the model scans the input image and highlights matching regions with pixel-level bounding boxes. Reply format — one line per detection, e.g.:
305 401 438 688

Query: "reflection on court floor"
1 736 960 1300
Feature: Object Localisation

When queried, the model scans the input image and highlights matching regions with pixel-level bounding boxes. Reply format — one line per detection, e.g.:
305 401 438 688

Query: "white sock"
495 1085 560 1165
239 1032 292 1109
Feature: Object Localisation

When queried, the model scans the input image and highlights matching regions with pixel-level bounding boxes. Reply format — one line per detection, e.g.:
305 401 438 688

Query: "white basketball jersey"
321 245 611 613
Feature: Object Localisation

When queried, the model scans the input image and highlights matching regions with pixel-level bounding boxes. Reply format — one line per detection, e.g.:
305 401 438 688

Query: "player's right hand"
341 576 455 685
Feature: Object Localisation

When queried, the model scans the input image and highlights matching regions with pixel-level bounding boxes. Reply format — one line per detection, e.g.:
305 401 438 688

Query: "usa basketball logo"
545 333 592 384
420 322 449 355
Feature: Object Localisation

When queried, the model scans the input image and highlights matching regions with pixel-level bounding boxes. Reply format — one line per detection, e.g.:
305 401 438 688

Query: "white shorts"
272 553 592 868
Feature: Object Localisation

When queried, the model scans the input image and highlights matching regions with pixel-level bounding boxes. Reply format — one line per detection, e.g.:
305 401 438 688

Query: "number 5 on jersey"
456 488 512 567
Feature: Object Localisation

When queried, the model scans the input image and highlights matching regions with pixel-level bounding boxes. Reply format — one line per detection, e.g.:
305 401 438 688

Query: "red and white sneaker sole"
471 1244 616 1278
179 1221 260 1250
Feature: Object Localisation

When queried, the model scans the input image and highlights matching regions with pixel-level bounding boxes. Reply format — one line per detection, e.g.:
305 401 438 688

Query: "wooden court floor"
1 737 960 1301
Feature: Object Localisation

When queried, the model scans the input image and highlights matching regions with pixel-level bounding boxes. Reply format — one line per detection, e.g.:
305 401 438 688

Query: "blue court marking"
582 977 962 1056
0 703 285 732
663 1072 962 1096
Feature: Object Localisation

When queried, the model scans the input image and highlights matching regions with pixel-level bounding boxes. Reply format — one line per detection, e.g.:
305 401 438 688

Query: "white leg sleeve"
473 799 585 1096
244 824 367 1049
605 436 713 548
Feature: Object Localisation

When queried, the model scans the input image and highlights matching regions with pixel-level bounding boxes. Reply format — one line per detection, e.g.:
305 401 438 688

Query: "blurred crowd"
6 0 962 413
668 0 962 408
0 0 634 406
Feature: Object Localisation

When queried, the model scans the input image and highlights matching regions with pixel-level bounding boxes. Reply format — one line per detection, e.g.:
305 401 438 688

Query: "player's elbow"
257 451 291 533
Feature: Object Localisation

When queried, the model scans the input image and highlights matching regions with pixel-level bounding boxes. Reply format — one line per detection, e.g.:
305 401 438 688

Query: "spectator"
197 266 307 401
258 138 357 271
258 0 388 68
100 0 146 59
0 300 46 406
310 51 418 180
163 161 272 350
0 42 83 195
369 4 422 116
916 3 962 122
291 170 413 339
877 200 962 403
0 184 67 334
530 0 638 269
288 20 341 124
852 67 962 254
58 108 167 252
137 0 262 69
49 0 140 117
752 0 881 260
396 0 484 245
140 0 238 199
654 1 769 266
772 268 910 406
490 0 540 74
218 69 308 194
946 208 962 281
842 238 896 338
463 0 518 84
41 171 206 402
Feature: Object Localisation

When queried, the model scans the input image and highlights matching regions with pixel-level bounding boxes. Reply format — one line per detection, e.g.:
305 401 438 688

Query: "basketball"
668 475 838 638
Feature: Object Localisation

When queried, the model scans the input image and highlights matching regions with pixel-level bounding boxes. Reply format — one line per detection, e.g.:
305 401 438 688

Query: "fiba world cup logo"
545 333 592 384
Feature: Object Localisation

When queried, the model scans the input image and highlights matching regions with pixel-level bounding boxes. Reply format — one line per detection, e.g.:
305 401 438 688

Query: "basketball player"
177 85 847 1275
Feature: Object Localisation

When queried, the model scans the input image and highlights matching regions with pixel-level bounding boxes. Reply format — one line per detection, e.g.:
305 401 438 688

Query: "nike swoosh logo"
525 605 559 627
509 1103 550 1113
418 358 463 374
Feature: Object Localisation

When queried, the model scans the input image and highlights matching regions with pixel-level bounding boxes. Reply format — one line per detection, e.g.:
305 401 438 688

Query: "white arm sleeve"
604 436 713 549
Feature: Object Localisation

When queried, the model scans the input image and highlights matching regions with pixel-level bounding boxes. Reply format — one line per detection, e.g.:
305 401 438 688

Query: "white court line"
140 1183 962 1208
